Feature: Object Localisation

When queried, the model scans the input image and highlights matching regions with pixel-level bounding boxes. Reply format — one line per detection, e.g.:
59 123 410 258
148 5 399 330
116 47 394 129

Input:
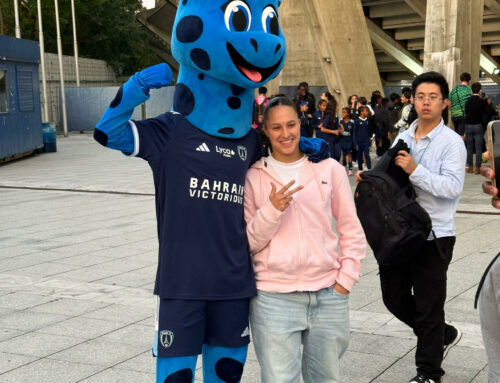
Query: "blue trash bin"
41 123 57 153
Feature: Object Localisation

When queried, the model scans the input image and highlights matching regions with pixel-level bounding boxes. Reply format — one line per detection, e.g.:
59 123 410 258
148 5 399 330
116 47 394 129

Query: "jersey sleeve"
130 114 176 162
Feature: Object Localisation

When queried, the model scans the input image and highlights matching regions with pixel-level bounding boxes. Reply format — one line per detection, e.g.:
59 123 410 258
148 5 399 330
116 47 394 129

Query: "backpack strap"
474 251 500 309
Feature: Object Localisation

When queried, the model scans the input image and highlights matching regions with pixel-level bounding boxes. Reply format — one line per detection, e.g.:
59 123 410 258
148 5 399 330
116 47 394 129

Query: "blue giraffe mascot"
94 1 327 382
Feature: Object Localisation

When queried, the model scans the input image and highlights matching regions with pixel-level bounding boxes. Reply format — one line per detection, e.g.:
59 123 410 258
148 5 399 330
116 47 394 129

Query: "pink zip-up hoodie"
244 157 366 293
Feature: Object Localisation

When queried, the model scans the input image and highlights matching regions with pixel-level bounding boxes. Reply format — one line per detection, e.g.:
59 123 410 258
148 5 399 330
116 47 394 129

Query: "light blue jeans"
250 286 350 383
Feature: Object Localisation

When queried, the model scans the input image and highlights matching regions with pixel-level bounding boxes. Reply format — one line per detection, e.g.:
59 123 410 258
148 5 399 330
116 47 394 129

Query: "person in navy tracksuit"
311 99 327 134
317 99 342 161
353 106 371 170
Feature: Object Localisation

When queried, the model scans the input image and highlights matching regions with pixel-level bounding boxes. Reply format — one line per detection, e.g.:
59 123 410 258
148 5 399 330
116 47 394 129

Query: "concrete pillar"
423 0 484 87
277 0 325 92
280 0 382 106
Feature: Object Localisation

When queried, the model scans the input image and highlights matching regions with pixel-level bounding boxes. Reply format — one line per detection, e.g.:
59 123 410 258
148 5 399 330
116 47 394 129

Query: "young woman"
318 98 342 161
244 97 366 383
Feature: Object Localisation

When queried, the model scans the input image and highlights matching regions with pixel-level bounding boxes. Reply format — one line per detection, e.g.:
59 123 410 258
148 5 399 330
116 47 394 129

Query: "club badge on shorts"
160 330 174 348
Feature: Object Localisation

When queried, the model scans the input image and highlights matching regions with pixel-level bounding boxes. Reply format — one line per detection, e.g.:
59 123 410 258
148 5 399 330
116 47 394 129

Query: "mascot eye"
223 1 252 32
262 6 279 35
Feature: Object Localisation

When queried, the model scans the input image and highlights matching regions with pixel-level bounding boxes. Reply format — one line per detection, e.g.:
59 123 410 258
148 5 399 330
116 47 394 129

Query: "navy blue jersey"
311 111 323 132
131 112 259 300
353 118 370 146
317 114 338 143
339 119 354 143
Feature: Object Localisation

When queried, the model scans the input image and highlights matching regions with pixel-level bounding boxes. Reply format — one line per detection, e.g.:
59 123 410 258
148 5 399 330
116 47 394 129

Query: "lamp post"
37 0 48 122
13 0 20 38
70 0 80 86
54 0 68 136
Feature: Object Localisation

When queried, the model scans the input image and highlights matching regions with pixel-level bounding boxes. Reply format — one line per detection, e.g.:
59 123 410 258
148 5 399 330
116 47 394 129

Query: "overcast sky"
142 0 155 9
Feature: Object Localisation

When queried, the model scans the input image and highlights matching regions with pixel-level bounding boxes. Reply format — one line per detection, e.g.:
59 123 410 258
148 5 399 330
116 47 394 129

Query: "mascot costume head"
171 0 286 137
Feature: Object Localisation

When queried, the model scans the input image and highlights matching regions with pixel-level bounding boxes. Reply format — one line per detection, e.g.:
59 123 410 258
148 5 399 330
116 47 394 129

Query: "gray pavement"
0 133 498 382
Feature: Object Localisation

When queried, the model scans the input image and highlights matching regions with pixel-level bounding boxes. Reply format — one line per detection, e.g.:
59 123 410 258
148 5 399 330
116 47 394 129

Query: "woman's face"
321 93 328 101
263 105 302 163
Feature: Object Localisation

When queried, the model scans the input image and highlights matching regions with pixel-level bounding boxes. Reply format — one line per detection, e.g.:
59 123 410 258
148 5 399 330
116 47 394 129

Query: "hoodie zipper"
261 160 304 272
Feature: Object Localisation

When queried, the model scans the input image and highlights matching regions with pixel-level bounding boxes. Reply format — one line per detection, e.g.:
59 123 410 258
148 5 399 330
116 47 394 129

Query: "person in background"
318 98 342 161
293 82 316 117
449 72 472 141
253 86 270 127
339 106 355 176
244 96 366 383
311 99 327 135
299 101 312 138
375 98 391 156
394 89 412 134
464 82 488 174
388 93 402 144
353 106 371 171
348 94 359 120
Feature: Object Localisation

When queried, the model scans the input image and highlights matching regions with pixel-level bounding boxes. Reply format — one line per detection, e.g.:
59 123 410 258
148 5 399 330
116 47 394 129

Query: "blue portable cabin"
0 35 43 162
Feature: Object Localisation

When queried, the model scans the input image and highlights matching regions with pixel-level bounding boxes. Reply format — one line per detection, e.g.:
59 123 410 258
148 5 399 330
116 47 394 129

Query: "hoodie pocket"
304 228 337 274
266 229 300 274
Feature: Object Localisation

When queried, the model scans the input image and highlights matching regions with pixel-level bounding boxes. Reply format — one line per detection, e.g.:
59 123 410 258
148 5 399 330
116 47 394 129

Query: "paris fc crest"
237 145 247 161
160 330 174 348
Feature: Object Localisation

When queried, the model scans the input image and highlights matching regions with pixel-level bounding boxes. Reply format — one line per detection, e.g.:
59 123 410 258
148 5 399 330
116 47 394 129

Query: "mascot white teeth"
94 1 327 381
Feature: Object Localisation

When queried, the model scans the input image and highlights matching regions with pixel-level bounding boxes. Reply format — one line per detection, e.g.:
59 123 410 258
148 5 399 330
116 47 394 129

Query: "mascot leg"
202 344 248 383
156 355 197 383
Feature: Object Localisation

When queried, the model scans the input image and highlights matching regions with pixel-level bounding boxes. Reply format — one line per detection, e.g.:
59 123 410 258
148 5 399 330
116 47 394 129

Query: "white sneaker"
409 375 438 383
443 324 461 359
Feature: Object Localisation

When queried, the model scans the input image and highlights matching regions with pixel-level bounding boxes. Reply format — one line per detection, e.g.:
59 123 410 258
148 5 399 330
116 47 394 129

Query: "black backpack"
354 139 432 265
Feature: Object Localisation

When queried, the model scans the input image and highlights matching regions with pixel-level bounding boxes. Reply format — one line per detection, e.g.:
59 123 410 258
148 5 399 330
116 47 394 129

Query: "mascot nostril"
250 39 258 52
94 0 328 382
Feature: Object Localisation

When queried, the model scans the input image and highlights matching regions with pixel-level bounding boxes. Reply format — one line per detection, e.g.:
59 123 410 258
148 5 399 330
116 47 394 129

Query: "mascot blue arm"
94 64 172 153
94 2 327 383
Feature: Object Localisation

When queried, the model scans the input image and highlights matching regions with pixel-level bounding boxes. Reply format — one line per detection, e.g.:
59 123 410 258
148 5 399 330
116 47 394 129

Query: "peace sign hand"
269 181 304 212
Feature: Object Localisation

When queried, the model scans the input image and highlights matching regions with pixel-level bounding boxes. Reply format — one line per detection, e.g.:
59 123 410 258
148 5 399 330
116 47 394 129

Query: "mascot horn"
94 1 327 382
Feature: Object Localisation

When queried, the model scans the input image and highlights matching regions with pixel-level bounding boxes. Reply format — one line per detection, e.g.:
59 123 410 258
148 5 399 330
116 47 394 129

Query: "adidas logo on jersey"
240 326 250 338
196 143 210 152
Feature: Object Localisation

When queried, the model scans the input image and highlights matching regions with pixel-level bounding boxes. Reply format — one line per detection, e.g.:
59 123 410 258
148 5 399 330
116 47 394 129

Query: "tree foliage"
0 0 160 76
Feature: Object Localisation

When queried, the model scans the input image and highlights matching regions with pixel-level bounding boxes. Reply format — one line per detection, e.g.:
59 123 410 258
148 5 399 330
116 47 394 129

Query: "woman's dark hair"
258 86 268 95
322 91 334 102
370 91 381 106
348 94 358 104
324 98 338 128
358 96 367 105
263 96 298 124
412 71 450 99
342 107 351 118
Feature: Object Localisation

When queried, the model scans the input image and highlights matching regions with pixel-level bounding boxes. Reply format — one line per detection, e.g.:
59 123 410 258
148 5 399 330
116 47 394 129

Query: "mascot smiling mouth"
227 43 283 83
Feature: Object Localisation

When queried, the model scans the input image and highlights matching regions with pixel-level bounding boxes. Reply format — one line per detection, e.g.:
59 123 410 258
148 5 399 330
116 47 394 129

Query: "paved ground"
0 133 498 382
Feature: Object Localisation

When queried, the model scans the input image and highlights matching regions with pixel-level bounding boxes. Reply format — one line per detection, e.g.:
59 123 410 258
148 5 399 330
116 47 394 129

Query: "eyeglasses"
415 95 443 103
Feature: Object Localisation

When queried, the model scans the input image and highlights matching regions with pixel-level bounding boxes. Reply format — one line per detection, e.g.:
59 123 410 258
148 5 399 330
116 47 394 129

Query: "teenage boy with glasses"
381 72 466 383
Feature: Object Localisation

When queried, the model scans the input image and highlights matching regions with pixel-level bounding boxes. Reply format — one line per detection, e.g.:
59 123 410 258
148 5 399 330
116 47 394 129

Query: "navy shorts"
154 297 250 357
341 140 353 154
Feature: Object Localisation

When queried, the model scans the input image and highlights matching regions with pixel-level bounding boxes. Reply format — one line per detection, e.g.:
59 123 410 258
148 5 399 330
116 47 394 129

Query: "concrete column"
278 0 325 90
423 0 484 87
280 0 382 106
